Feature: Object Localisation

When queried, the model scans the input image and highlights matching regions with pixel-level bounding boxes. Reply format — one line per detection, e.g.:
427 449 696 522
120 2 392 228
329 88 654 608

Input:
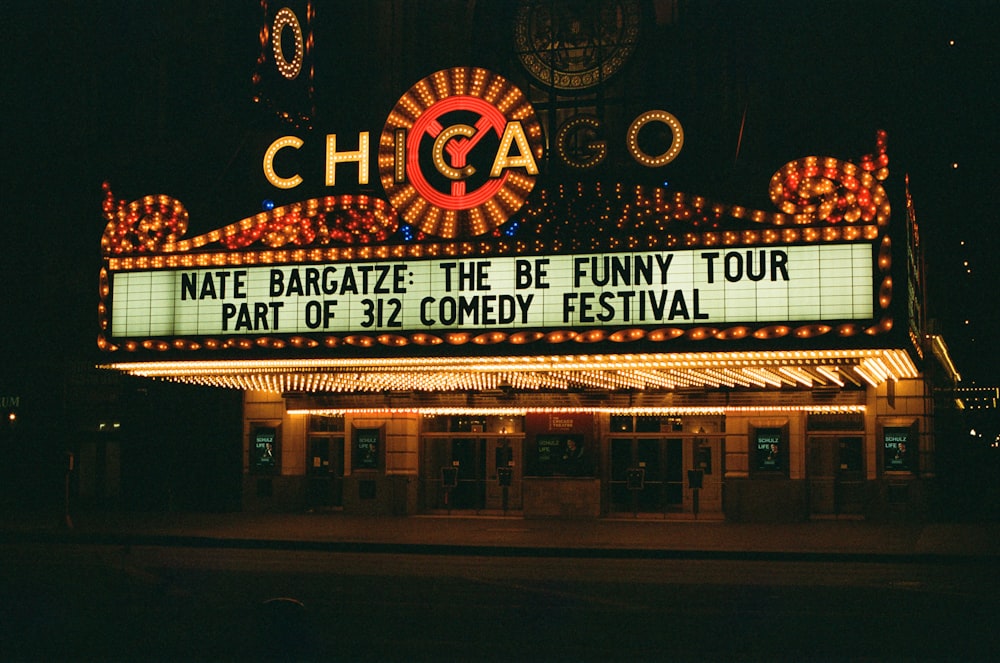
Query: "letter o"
439 298 457 325
272 8 304 80
626 110 684 167
304 300 321 329
725 251 743 282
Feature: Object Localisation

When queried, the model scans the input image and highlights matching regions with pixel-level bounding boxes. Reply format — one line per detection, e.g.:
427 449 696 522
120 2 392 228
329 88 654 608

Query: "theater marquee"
110 244 873 338
99 65 894 354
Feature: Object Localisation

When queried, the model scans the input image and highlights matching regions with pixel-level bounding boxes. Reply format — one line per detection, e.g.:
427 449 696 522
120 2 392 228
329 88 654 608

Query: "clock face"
514 0 641 90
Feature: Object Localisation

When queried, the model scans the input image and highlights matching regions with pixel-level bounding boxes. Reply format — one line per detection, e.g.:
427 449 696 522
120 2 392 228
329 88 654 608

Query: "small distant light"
952 162 959 169
262 199 276 211
948 39 956 46
7 412 15 423
662 180 670 188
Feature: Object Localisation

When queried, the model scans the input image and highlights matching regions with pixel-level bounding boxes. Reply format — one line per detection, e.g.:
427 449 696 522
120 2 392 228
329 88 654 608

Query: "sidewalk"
3 509 999 560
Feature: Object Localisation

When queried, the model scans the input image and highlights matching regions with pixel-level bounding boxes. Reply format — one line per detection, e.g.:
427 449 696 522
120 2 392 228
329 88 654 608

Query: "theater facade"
96 2 958 521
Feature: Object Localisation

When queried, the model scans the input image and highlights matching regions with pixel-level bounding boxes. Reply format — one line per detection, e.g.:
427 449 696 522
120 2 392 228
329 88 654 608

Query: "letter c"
420 297 436 326
263 136 304 189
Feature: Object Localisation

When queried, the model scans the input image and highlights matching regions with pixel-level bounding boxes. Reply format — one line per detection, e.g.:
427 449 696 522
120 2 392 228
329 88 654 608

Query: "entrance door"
609 437 683 515
451 437 486 510
422 437 487 511
485 437 522 511
690 438 723 513
307 435 344 508
808 436 864 516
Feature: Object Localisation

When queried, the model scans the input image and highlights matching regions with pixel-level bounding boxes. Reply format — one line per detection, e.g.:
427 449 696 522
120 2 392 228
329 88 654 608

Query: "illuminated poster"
755 428 783 471
535 435 587 476
354 428 379 470
527 412 594 476
883 427 912 472
252 426 278 473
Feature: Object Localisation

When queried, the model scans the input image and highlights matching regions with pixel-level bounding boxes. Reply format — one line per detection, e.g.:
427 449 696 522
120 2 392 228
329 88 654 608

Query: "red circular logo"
380 68 543 238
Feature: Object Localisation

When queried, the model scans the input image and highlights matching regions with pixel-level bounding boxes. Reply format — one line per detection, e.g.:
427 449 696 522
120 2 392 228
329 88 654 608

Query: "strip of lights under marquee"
288 405 869 417
99 348 919 395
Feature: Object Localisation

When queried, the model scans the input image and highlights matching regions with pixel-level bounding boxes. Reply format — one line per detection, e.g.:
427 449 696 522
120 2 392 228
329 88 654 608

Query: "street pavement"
2 509 998 560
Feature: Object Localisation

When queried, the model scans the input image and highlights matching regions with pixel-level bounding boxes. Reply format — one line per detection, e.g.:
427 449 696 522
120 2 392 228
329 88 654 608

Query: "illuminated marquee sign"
261 67 683 238
101 53 895 354
262 67 546 238
109 244 872 338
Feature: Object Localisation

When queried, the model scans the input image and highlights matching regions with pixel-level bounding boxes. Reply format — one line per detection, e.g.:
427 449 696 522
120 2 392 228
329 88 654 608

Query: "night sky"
2 0 998 390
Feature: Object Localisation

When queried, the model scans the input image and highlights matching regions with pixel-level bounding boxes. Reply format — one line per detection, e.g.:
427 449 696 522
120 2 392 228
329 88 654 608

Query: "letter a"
490 122 539 177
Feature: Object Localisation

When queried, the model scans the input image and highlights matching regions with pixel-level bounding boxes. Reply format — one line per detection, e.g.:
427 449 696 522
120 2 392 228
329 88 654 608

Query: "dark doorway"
423 437 487 511
307 435 344 509
808 436 864 516
610 437 683 515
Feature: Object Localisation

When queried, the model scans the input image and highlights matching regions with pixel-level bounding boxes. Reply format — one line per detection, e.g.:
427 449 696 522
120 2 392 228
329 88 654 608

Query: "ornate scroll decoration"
101 183 399 256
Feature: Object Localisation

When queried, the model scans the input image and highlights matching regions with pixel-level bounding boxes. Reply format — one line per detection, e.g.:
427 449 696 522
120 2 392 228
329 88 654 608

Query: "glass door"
836 436 864 514
421 436 486 512
808 435 864 516
450 437 486 510
609 437 683 516
485 436 522 511
421 416 524 514
690 438 723 514
306 435 344 508
610 437 634 513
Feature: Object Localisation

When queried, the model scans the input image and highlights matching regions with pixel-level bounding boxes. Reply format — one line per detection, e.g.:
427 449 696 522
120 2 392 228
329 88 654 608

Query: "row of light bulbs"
102 129 890 258
100 349 917 394
289 405 868 417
